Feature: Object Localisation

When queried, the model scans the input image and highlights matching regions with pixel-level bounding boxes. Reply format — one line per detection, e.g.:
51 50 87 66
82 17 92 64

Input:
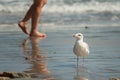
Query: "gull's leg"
83 57 85 66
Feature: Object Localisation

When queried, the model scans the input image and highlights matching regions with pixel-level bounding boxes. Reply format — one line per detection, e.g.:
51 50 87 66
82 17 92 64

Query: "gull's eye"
78 34 81 36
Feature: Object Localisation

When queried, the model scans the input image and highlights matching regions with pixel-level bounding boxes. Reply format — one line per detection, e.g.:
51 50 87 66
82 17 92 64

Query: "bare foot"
30 31 46 38
18 21 30 35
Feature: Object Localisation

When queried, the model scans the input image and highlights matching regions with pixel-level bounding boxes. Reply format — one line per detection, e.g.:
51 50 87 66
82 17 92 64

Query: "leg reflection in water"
74 60 89 80
21 37 53 79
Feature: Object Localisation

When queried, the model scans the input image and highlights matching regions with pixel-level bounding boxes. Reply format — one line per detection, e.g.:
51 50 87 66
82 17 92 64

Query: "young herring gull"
73 33 89 63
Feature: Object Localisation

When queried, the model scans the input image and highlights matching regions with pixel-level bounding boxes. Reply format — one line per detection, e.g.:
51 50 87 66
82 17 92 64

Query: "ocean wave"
0 0 31 13
45 5 118 14
0 0 120 26
0 0 120 14
44 1 120 14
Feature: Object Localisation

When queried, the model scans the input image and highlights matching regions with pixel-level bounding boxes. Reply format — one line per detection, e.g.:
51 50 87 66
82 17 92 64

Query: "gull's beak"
73 34 75 37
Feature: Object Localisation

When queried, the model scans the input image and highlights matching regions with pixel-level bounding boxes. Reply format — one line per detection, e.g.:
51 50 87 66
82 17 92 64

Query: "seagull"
73 33 89 64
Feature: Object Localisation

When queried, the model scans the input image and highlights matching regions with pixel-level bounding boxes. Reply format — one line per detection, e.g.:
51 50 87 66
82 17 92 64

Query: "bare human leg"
18 0 47 38
18 21 29 35
30 0 46 37
18 4 35 35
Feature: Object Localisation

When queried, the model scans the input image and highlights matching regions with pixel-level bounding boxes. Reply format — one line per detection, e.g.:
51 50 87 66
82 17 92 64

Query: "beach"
0 26 120 80
0 0 120 80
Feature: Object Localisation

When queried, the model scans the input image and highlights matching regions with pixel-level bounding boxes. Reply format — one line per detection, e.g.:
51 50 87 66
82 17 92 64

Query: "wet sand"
0 26 120 80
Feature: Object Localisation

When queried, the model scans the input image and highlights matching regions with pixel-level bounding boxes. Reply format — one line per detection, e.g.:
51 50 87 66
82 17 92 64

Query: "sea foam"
0 0 120 14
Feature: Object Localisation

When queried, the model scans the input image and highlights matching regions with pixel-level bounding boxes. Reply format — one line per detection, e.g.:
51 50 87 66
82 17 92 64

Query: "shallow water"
0 26 120 80
0 0 120 80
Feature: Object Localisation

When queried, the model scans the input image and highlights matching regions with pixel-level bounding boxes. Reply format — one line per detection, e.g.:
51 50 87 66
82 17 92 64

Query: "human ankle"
30 31 46 37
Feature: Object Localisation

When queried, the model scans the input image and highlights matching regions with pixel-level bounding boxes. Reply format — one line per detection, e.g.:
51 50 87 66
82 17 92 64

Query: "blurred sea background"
0 0 120 28
0 0 120 80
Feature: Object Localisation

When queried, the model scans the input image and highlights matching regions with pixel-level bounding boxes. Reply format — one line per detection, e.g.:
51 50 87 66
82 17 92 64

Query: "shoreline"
0 26 120 80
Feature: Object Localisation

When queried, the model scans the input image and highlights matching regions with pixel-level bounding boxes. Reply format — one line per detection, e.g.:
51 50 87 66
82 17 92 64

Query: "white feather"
73 33 89 57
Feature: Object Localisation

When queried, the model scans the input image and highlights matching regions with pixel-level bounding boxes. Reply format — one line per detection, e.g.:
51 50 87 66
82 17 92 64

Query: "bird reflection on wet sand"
74 61 88 80
21 37 53 79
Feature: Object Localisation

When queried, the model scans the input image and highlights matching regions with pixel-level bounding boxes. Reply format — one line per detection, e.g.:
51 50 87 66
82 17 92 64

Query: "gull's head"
73 33 84 40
